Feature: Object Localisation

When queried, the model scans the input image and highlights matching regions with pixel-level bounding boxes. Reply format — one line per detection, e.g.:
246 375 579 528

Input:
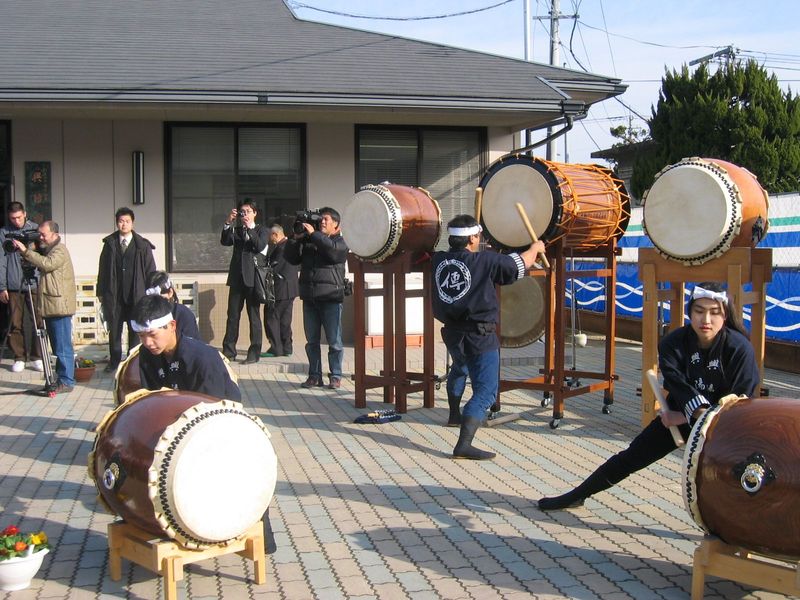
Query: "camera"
293 209 323 235
3 229 40 253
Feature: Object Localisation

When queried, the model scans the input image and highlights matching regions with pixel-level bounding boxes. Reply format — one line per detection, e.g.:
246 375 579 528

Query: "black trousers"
107 302 137 367
600 416 692 485
222 285 262 359
264 298 295 355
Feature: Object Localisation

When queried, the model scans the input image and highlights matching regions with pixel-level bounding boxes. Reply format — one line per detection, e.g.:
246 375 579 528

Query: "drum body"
478 155 631 252
642 157 769 265
683 397 800 559
342 183 441 262
89 390 278 548
499 275 547 347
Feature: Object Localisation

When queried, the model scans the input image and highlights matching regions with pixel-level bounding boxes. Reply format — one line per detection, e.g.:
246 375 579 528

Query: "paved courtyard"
1 338 799 599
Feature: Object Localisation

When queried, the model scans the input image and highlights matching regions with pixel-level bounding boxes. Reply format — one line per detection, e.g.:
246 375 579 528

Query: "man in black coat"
96 207 156 372
262 224 299 357
221 199 268 364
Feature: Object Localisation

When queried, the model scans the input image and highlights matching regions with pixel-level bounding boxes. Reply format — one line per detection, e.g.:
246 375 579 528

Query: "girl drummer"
538 281 760 511
144 270 201 339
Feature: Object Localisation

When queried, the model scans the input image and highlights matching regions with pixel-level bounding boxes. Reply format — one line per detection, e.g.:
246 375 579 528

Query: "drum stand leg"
692 536 800 599
107 520 267 600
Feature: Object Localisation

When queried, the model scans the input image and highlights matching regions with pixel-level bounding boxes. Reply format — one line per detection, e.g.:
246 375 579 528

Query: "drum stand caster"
486 402 501 421
549 418 560 429
602 393 614 415
541 392 552 408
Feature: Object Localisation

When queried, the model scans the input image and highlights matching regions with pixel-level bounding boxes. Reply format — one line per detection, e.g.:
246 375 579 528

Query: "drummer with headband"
131 294 240 401
432 214 545 460
144 270 201 339
538 281 760 510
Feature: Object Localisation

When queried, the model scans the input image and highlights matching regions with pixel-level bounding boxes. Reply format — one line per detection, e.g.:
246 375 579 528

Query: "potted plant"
74 358 96 382
0 525 50 591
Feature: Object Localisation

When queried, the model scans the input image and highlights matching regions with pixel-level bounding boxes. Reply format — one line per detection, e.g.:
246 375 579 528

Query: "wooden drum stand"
639 247 772 426
348 253 436 413
499 237 620 428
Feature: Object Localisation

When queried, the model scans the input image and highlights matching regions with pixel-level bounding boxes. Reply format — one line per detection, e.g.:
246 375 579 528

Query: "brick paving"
1 337 799 599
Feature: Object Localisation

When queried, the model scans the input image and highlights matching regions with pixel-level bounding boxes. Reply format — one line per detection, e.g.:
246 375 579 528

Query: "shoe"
30 360 44 372
104 363 118 373
11 360 25 373
242 356 260 365
260 352 278 358
282 352 292 357
328 378 341 389
301 376 323 388
452 416 496 460
223 353 236 361
53 382 74 394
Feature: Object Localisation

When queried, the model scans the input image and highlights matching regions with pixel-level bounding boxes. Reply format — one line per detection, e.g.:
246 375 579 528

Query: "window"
357 126 484 249
0 122 10 227
166 123 305 272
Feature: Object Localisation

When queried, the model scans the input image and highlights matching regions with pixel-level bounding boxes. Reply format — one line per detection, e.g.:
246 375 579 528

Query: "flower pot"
74 366 95 382
0 548 49 591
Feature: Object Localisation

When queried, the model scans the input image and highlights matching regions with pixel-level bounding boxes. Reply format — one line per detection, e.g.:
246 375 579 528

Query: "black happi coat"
139 334 240 401
659 324 759 421
431 248 525 355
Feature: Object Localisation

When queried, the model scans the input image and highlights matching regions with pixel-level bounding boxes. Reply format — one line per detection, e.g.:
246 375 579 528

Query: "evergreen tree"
632 60 800 198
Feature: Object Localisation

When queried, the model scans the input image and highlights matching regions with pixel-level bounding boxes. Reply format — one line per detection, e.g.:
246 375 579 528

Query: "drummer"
538 281 760 510
432 214 545 460
144 270 201 339
131 294 240 401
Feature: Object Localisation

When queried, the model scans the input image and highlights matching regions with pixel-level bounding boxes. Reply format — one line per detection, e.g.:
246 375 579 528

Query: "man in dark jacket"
262 224 298 358
0 202 43 373
96 207 157 372
285 207 349 389
220 199 269 364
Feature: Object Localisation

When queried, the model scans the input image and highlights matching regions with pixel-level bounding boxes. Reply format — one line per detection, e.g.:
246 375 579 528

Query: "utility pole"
547 0 560 161
689 45 738 68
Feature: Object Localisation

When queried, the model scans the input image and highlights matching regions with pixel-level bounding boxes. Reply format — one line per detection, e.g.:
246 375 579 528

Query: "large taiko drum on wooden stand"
683 396 800 559
499 276 547 347
342 183 441 262
89 390 277 548
643 157 769 265
478 155 631 252
114 345 237 406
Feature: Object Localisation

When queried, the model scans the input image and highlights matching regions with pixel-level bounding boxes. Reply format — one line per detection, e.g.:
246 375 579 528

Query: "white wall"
12 119 166 277
306 122 356 215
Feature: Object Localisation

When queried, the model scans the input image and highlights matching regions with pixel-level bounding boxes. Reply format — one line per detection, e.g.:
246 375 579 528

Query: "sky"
287 0 800 165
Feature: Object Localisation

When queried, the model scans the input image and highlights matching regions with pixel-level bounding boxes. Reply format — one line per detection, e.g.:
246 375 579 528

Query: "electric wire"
289 0 515 21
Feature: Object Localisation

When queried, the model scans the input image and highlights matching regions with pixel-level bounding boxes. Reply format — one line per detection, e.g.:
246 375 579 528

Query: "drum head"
643 160 737 262
153 402 278 546
499 276 547 347
479 156 559 252
342 187 397 261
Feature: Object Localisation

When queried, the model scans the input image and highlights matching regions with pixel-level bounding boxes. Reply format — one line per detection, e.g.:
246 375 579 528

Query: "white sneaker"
30 360 44 372
11 360 25 373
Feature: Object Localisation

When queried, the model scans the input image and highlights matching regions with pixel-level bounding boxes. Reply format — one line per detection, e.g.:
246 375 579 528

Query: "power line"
289 0 515 21
578 21 718 50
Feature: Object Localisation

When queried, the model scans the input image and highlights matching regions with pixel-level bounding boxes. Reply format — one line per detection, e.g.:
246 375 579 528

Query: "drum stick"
514 202 551 269
645 369 684 448
474 187 483 224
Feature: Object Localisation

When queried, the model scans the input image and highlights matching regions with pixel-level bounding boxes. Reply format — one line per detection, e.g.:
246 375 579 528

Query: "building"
0 0 625 347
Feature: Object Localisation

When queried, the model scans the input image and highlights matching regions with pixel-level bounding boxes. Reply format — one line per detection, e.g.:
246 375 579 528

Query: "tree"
631 60 800 199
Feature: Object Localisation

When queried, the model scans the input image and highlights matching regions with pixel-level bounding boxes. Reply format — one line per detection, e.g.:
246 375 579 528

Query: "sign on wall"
24 161 51 224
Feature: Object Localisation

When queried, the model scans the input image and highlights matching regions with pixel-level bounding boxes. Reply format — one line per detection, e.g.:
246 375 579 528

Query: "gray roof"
0 0 625 124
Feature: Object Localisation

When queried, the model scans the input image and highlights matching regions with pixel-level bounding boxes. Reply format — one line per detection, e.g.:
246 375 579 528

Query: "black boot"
446 394 462 427
453 416 495 460
537 460 622 510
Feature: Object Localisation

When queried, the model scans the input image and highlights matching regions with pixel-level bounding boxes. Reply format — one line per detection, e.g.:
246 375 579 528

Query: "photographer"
285 207 348 389
12 221 76 393
220 199 268 364
0 202 43 373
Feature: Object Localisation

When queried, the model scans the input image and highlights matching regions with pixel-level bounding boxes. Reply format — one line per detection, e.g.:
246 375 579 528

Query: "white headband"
692 285 728 303
145 279 172 296
130 312 173 333
448 224 483 237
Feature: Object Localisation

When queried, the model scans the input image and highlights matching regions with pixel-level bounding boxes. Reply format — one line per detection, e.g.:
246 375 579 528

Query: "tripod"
20 273 57 396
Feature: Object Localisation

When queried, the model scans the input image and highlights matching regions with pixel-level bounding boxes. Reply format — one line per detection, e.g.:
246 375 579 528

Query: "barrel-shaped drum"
499 275 547 347
683 396 800 559
89 390 278 548
342 183 441 262
478 154 630 252
643 157 769 265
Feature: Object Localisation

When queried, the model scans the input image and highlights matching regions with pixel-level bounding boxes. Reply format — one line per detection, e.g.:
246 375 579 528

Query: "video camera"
3 229 40 253
293 209 323 235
